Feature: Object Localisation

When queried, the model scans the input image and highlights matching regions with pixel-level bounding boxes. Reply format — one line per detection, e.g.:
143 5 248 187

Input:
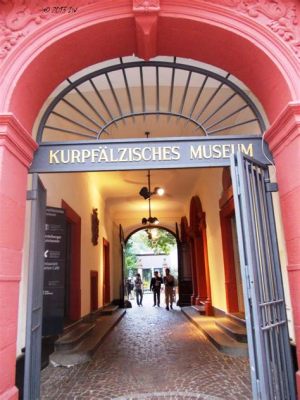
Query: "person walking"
126 278 133 299
163 268 175 310
150 271 163 307
134 273 143 306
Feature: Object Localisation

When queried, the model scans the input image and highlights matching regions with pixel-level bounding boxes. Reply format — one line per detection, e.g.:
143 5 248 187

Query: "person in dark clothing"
126 279 133 299
163 268 175 310
134 273 143 306
150 271 163 307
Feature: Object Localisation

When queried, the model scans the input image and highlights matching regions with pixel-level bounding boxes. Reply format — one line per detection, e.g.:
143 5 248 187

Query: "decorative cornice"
0 113 37 167
0 1 47 60
0 0 98 60
287 263 300 272
204 0 300 58
264 102 300 156
0 274 21 282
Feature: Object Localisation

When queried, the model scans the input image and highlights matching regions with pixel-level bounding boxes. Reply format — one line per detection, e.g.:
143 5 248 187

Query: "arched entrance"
1 1 300 399
124 226 178 307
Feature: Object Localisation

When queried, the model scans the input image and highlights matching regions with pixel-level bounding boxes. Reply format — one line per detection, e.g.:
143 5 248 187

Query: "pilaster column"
0 114 37 400
189 236 198 305
194 233 206 305
201 218 213 316
264 102 300 395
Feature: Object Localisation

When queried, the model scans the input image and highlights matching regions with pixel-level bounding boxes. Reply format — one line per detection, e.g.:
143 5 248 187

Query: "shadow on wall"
15 336 58 400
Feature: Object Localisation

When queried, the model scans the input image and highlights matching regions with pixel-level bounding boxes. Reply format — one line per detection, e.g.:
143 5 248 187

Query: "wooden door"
90 271 98 312
103 239 110 304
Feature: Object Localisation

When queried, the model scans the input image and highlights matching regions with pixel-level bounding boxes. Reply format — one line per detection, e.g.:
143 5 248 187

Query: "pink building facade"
0 1 300 398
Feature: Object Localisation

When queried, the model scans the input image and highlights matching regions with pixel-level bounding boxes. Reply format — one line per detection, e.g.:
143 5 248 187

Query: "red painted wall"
0 1 300 398
265 104 300 394
0 1 299 133
0 115 37 399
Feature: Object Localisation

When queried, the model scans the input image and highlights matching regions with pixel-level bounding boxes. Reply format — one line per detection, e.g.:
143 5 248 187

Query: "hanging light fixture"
155 187 165 196
139 181 164 199
140 170 160 225
139 132 163 225
139 131 164 200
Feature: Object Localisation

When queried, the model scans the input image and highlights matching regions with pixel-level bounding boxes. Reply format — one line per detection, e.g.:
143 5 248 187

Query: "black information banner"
30 136 273 173
42 207 66 336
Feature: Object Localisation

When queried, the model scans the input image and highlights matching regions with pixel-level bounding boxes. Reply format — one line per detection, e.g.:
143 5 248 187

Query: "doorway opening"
90 270 98 312
23 160 296 400
61 200 81 323
103 238 111 305
124 227 178 307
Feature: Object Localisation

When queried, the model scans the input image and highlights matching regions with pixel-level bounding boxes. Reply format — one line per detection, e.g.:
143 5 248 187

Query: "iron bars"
37 58 265 143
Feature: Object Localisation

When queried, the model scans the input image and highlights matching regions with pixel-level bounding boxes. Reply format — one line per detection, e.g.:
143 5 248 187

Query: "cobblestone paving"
41 295 252 400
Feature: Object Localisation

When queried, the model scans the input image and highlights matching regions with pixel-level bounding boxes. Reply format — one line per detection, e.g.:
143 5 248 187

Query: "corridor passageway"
40 295 252 400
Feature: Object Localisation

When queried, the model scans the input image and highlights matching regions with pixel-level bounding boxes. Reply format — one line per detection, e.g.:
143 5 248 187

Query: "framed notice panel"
42 207 66 336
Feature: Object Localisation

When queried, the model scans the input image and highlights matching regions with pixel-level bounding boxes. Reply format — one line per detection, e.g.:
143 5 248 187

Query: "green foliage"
125 239 138 278
124 228 177 278
144 228 176 254
127 228 176 255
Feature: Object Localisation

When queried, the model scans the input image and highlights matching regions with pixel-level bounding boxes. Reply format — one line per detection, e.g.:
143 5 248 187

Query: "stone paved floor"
41 294 252 400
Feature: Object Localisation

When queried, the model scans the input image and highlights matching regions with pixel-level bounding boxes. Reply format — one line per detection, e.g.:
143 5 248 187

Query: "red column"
0 114 37 400
194 234 207 304
265 102 300 396
219 199 239 313
190 237 198 305
201 220 213 316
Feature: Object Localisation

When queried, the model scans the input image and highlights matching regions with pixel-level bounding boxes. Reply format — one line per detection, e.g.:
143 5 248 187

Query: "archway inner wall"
1 2 299 133
1 1 300 399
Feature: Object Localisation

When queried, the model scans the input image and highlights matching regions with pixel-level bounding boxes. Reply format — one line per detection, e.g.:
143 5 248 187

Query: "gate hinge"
265 181 278 192
27 189 37 200
235 167 241 195
244 264 251 299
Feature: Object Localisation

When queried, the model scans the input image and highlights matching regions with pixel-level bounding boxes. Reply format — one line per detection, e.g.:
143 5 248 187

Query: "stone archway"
1 1 299 128
1 1 300 398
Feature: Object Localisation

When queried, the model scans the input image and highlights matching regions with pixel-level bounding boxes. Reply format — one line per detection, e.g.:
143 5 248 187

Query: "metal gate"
24 174 46 400
230 152 296 399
